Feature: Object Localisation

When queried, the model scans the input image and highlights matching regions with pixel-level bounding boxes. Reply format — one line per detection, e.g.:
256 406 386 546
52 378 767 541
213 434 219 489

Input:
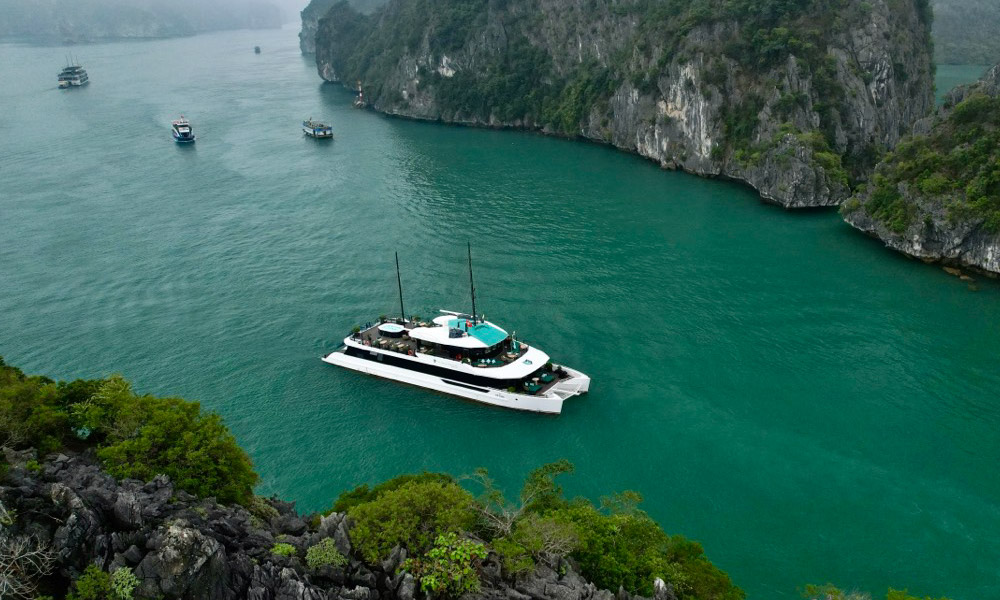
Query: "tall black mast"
468 241 477 323
395 252 405 322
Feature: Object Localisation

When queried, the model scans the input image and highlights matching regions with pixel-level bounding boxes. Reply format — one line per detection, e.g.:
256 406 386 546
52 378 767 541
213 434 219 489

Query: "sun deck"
348 319 570 395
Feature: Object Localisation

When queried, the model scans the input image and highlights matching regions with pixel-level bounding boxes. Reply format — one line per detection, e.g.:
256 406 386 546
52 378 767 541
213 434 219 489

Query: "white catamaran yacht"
322 247 590 414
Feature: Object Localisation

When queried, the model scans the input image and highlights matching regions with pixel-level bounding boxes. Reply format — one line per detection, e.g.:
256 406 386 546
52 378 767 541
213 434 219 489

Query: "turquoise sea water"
935 64 991 104
2 26 998 600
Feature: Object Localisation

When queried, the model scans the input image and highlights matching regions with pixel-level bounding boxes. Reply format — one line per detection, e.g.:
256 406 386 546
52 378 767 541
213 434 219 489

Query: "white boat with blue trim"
303 118 333 138
322 248 590 414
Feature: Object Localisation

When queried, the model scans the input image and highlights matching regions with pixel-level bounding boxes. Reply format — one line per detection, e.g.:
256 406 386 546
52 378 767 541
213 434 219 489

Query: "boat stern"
547 365 591 398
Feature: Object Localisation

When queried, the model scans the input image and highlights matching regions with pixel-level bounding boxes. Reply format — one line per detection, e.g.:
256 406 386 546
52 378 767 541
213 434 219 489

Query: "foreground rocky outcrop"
843 64 1000 275
1 450 679 600
312 0 934 208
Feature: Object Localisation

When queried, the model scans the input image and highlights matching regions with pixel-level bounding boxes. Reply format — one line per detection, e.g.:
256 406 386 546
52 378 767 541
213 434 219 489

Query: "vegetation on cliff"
845 90 1000 233
841 64 1000 274
314 0 933 206
334 460 742 599
0 358 257 505
1 360 953 599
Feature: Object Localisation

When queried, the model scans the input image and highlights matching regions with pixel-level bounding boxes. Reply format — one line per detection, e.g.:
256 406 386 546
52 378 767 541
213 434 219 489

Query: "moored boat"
303 118 333 138
322 247 591 414
171 116 196 143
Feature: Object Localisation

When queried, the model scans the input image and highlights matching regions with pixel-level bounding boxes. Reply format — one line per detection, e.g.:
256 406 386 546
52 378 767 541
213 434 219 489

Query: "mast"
468 241 477 323
396 252 406 322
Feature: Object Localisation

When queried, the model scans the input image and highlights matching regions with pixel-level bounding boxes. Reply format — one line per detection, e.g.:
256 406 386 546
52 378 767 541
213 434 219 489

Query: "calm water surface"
1 26 998 600
935 64 991 103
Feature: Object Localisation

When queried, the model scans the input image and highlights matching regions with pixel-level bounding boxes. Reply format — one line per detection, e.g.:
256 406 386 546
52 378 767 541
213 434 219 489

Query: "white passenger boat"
58 63 89 88
303 118 333 138
322 247 590 414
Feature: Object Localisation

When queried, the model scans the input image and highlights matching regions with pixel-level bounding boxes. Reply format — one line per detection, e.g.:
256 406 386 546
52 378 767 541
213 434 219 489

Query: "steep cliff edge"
301 0 338 54
313 0 933 208
301 0 387 54
843 64 1000 275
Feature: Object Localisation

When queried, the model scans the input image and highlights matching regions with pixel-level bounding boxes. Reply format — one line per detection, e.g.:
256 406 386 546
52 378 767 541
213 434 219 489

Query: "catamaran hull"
322 351 589 414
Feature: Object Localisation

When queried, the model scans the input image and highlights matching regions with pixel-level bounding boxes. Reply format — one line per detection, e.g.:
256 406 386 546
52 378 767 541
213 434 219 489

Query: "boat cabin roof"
409 317 507 349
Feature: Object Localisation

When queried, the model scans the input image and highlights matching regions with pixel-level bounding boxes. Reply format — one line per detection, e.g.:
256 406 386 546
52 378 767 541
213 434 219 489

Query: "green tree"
348 479 477 562
402 532 488 597
67 565 112 600
96 394 258 505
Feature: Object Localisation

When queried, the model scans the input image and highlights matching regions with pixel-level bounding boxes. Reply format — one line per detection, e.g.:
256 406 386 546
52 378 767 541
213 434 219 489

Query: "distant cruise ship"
322 247 591 414
58 64 89 88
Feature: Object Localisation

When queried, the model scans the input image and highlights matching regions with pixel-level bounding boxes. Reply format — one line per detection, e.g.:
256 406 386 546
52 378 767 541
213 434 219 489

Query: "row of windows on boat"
344 345 558 391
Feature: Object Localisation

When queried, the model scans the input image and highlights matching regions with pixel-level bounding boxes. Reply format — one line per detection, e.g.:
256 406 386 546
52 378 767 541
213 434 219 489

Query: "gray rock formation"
843 64 1000 275
313 0 934 208
2 452 674 600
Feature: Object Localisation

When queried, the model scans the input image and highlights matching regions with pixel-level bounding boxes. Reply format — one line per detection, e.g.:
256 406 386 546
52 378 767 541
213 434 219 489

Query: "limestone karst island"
2 0 998 599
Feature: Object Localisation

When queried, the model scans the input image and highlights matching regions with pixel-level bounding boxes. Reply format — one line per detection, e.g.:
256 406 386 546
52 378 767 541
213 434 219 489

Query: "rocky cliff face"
314 0 934 208
843 64 1000 275
300 0 388 54
1 450 679 600
300 0 337 54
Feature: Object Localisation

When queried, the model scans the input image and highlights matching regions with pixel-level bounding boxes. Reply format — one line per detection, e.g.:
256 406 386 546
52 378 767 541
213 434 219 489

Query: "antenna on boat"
467 241 477 324
395 251 406 323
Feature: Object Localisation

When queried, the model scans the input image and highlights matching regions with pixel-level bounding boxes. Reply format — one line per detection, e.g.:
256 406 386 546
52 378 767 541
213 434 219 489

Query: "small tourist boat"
171 116 196 143
58 62 89 88
303 118 333 138
322 246 591 414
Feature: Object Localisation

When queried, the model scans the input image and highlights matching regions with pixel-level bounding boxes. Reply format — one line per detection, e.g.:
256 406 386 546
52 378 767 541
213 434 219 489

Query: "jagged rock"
652 578 677 600
341 585 374 600
352 563 377 587
3 452 680 600
318 512 352 556
275 514 309 536
135 522 232 599
112 490 143 529
381 545 407 575
397 573 416 600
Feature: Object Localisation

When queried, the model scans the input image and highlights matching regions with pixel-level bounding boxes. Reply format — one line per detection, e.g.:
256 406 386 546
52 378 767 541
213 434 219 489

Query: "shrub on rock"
347 479 477 562
306 537 348 569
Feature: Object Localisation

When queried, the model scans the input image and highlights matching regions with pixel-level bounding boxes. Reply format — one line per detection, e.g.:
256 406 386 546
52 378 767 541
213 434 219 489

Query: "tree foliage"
802 584 951 600
306 538 348 569
347 479 477 563
0 359 258 506
402 533 489 597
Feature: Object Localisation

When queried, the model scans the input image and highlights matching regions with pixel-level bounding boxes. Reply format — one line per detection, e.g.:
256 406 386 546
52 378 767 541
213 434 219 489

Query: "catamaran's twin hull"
322 348 590 414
